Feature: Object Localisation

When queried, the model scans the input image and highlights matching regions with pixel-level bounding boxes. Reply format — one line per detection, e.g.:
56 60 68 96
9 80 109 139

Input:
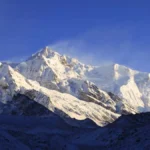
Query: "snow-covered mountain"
1 46 150 149
16 47 150 112
0 63 119 126
0 46 150 127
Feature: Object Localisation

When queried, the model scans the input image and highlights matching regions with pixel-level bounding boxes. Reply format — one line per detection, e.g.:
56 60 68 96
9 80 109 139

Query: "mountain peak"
37 46 61 58
27 46 60 61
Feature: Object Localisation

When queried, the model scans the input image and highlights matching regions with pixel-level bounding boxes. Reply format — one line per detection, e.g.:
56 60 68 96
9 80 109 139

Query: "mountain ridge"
16 47 150 112
0 46 150 127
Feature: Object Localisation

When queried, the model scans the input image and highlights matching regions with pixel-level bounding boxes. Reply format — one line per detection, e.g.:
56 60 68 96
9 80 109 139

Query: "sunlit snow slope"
16 47 150 113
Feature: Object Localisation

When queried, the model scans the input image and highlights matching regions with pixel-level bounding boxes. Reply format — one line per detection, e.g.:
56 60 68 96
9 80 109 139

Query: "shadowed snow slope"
0 112 149 150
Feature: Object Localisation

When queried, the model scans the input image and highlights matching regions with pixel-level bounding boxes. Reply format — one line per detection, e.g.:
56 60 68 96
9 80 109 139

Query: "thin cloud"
48 26 132 66
48 25 147 71
1 56 28 63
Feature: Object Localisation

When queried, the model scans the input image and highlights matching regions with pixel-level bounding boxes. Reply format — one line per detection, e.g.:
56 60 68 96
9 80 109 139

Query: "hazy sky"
0 0 150 72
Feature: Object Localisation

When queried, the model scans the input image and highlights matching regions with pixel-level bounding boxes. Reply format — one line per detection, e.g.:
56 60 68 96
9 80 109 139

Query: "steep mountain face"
86 64 150 112
0 63 119 126
16 48 91 90
0 46 150 127
16 47 150 113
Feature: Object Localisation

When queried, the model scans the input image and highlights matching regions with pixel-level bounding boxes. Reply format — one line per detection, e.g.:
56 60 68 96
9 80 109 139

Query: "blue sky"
0 0 150 72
